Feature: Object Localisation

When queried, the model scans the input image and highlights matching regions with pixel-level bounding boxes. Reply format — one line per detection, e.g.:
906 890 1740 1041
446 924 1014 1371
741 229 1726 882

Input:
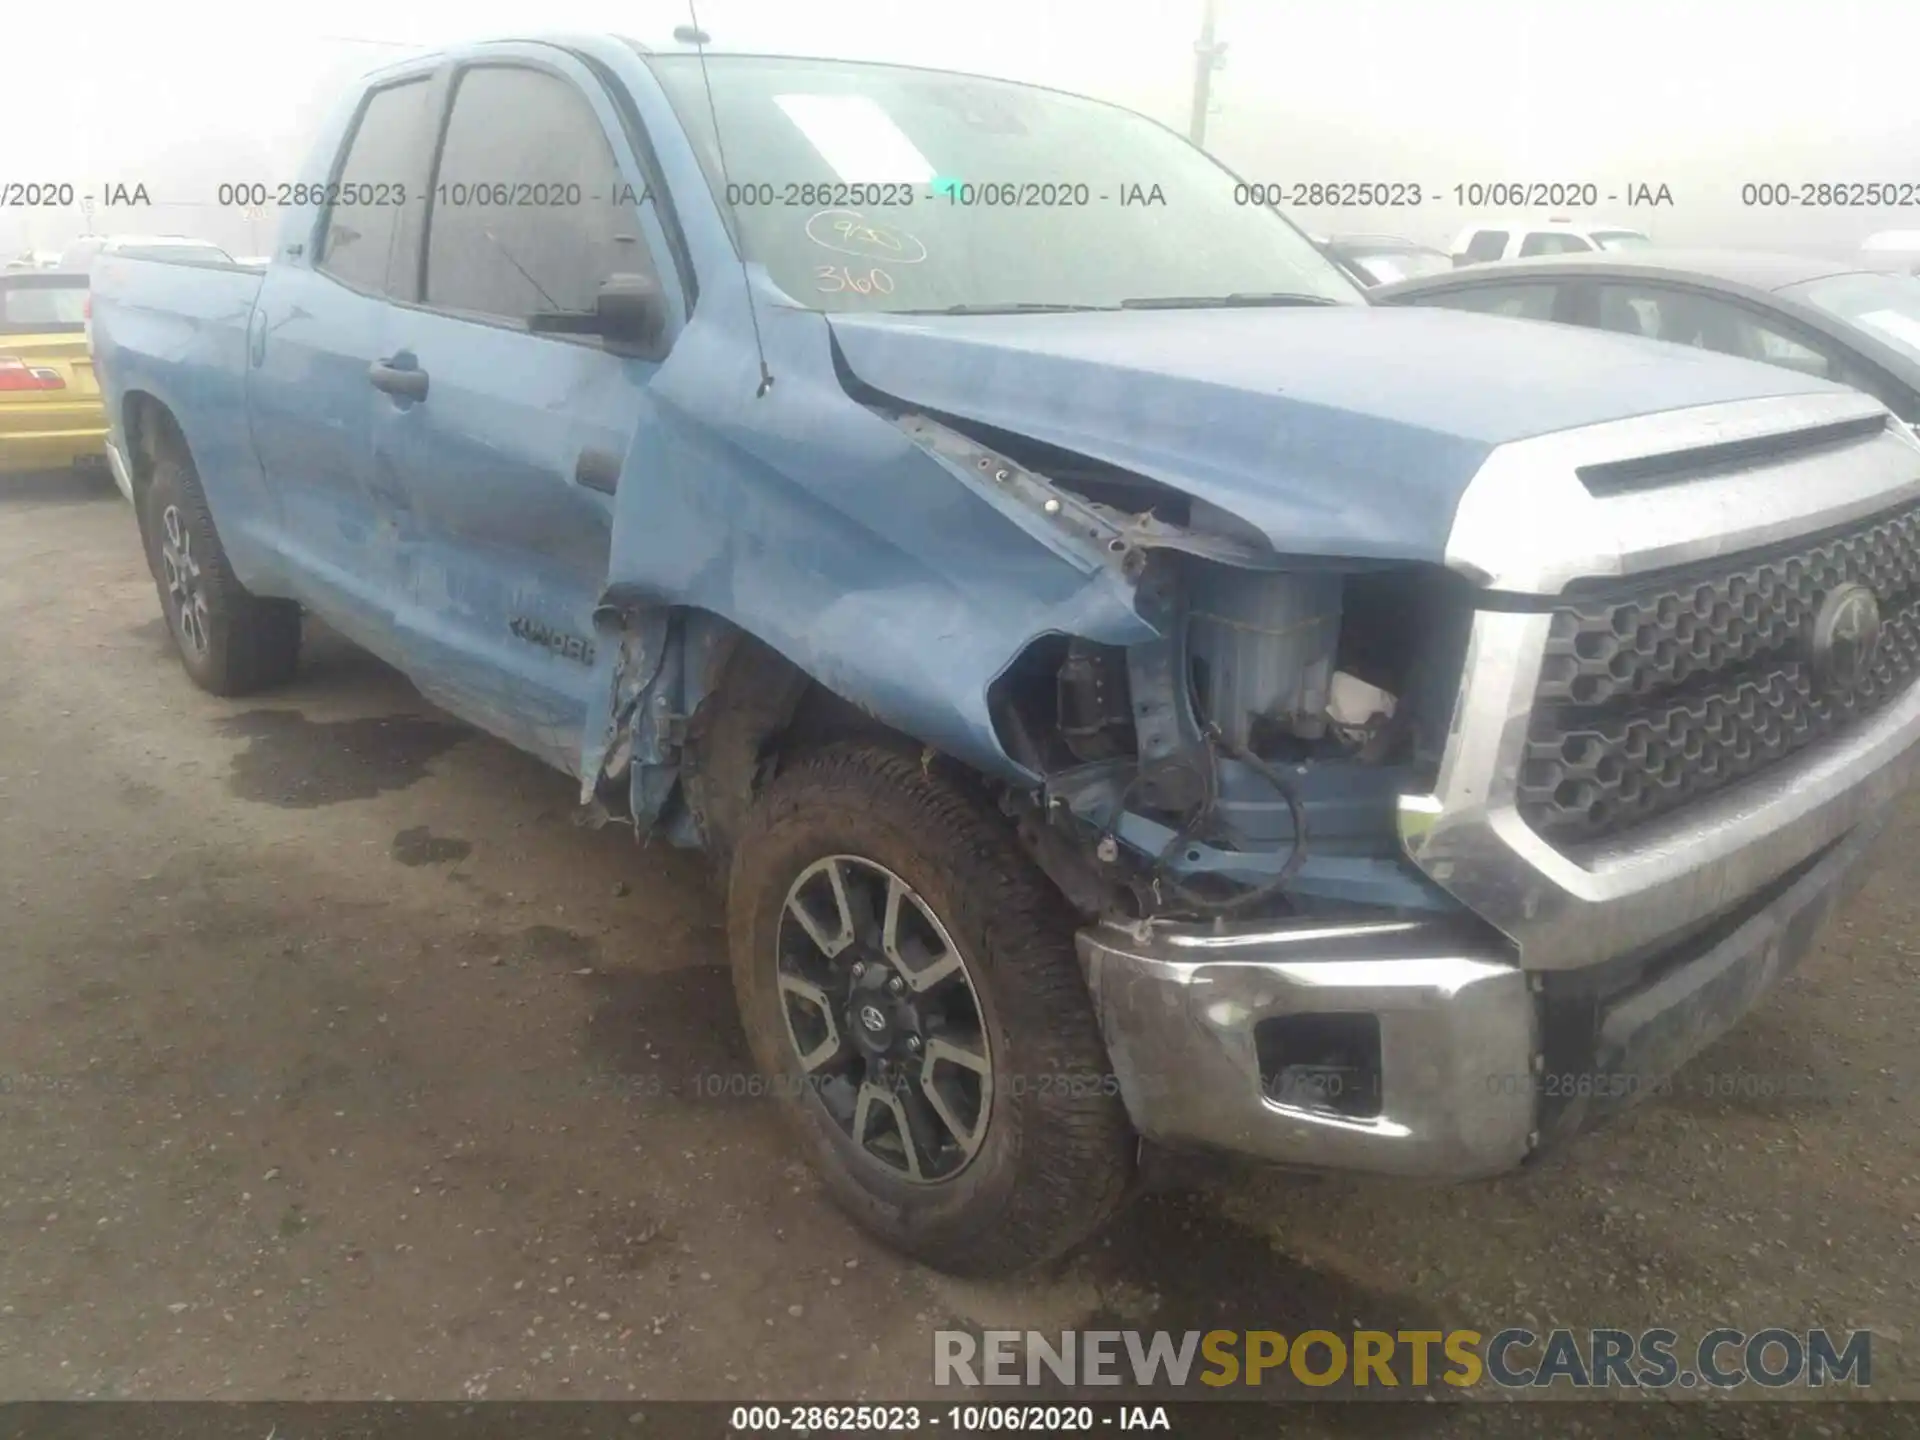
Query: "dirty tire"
728 742 1135 1275
141 454 301 696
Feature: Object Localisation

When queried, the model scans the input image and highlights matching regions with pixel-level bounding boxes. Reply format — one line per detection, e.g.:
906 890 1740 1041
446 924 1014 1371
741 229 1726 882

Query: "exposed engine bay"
954 417 1477 925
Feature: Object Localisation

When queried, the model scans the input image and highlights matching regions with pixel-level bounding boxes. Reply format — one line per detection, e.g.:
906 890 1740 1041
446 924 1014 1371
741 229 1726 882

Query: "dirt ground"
3 472 1919 1430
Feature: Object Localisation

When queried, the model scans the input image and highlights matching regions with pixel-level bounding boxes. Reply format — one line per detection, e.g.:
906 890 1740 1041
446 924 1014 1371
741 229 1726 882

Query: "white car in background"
1450 219 1652 266
3 250 63 273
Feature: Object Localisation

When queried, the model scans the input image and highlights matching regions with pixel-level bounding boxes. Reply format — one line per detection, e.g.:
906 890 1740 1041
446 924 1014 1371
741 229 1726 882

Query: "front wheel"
727 743 1136 1275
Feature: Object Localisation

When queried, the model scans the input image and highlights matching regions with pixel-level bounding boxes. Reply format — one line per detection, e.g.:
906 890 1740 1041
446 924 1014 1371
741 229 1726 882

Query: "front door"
368 52 685 773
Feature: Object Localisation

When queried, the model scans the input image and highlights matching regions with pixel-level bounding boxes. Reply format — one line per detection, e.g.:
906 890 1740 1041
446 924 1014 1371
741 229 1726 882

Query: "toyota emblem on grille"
1808 582 1883 694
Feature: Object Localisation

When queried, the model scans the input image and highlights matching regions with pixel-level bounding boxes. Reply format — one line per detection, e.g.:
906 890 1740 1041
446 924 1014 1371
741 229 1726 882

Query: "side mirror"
528 273 667 354
595 272 666 351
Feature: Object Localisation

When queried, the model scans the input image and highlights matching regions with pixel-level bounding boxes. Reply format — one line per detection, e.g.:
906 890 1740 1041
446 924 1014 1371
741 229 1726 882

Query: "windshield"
1592 230 1652 252
642 54 1365 314
1782 270 1920 364
0 281 88 331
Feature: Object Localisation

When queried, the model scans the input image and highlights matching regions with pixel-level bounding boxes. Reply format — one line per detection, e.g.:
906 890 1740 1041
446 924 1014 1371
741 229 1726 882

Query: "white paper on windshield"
773 94 937 184
1854 308 1920 353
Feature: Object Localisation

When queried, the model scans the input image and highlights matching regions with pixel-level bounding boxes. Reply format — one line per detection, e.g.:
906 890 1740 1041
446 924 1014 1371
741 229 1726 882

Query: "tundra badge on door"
509 615 597 667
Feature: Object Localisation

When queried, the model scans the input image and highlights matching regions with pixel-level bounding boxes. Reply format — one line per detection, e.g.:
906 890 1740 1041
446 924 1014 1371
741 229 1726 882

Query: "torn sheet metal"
585 268 1162 791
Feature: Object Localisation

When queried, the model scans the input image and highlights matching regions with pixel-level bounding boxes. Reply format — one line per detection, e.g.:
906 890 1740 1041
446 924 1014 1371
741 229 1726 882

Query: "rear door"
368 48 686 773
0 274 101 471
246 70 441 638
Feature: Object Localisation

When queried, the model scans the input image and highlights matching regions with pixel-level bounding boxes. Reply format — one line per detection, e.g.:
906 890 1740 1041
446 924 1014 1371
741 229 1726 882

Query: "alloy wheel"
775 855 993 1183
159 504 209 656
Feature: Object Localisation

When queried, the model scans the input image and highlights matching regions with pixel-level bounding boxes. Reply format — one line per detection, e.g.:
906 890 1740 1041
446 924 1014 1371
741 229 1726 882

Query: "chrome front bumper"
1075 808 1887 1179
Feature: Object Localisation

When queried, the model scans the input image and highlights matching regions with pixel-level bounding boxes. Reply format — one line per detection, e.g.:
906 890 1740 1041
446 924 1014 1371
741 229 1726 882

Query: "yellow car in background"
0 272 107 479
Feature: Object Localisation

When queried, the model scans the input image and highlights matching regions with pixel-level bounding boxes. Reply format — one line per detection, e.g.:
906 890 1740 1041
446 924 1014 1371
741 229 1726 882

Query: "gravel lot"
2 471 1917 1434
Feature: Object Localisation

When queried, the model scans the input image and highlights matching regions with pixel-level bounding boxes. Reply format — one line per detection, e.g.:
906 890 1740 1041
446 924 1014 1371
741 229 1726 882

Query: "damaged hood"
826 303 1843 562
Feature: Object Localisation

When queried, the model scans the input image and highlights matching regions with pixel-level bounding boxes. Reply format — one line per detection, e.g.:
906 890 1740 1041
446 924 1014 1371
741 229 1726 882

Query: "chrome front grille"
1401 393 1920 973
1517 500 1920 844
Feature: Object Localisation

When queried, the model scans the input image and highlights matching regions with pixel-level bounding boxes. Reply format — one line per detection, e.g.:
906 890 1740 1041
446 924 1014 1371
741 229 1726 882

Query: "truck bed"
90 253 271 565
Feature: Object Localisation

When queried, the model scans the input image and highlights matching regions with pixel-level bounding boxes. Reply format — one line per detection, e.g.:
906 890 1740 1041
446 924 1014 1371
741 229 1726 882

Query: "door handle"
369 359 429 401
574 447 622 495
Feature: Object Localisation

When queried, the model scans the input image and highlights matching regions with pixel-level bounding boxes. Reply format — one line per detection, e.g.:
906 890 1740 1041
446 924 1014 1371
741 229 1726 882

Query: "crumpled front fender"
581 272 1162 816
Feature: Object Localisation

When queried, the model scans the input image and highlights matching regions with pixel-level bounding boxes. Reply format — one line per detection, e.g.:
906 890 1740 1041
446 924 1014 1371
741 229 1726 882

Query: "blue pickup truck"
93 34 1920 1275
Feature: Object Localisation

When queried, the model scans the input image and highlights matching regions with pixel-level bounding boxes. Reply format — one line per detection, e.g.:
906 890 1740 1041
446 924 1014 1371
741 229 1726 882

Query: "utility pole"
1188 0 1227 147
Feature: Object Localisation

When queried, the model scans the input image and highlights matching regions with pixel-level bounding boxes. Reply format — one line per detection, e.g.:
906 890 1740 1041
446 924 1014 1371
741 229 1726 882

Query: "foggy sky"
3 0 1916 260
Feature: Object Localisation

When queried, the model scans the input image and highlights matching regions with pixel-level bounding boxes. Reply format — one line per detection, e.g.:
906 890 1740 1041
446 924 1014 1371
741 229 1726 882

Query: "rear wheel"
141 454 301 695
727 743 1135 1275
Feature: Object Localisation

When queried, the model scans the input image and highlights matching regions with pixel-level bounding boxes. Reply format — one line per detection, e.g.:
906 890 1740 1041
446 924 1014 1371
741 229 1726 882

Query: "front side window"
319 78 434 294
644 53 1362 314
1591 230 1652 252
1414 282 1561 322
424 65 654 323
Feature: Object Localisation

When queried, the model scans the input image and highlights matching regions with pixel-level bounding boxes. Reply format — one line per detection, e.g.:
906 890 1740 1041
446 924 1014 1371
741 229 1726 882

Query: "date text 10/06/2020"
711 179 1683 210
211 181 653 210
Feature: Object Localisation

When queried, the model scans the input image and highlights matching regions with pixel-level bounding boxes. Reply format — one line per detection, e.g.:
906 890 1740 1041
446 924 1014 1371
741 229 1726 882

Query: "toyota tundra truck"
90 34 1920 1276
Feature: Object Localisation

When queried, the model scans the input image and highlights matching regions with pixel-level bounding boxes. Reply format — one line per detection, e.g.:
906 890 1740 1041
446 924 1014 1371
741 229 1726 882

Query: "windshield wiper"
1118 292 1343 309
906 302 1120 315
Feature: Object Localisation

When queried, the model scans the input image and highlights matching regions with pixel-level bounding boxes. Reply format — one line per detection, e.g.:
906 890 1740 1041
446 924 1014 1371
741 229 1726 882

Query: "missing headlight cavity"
1256 1012 1384 1119
1186 565 1343 751
1179 558 1475 770
990 561 1473 781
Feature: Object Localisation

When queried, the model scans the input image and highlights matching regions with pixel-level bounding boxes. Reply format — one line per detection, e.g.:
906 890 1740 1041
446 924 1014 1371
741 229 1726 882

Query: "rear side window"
319 78 434 295
1519 232 1593 257
1462 230 1508 262
424 65 651 324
